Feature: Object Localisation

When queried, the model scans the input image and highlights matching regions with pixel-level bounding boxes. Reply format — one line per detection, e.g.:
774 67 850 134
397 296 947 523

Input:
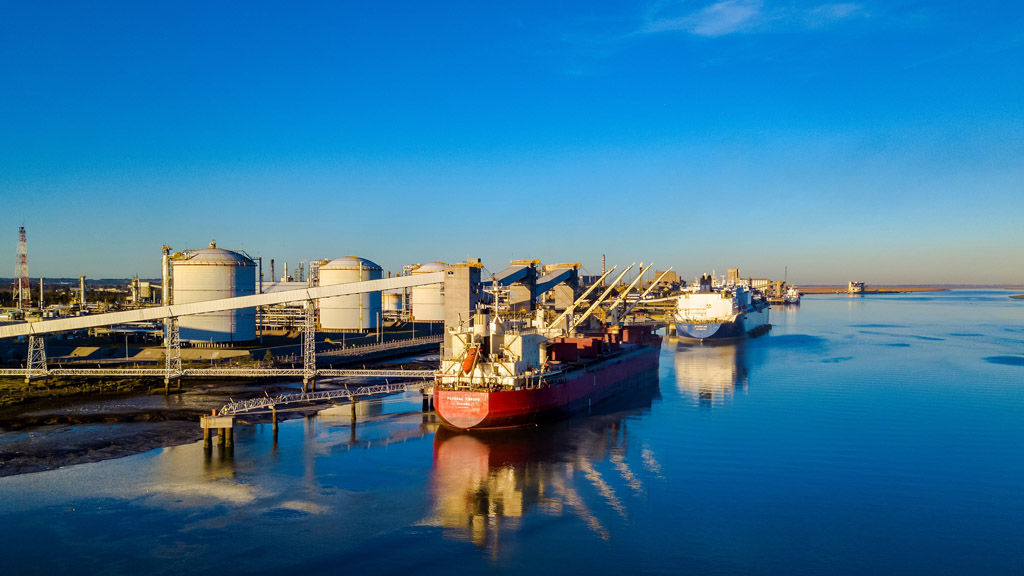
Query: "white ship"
784 285 801 304
674 274 771 342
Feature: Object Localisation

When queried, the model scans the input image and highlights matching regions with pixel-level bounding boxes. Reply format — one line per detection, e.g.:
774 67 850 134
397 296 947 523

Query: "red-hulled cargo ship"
434 316 661 430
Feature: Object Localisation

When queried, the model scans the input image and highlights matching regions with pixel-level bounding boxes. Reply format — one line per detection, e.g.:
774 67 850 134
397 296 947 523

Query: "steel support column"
164 318 182 392
25 335 47 383
303 300 316 392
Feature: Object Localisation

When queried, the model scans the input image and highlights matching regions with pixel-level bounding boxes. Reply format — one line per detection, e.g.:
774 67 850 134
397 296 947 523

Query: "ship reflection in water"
428 376 661 554
673 341 749 408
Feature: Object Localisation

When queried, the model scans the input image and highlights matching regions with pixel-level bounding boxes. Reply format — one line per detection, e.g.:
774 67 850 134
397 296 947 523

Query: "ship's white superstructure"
674 274 770 342
784 285 801 304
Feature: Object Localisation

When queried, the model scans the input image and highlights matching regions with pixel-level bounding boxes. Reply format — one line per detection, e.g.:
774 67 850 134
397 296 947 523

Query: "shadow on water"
857 330 942 340
984 355 1024 367
760 333 829 349
428 375 661 553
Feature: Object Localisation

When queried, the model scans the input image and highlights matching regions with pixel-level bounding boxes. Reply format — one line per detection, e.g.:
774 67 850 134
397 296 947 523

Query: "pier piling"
200 412 235 451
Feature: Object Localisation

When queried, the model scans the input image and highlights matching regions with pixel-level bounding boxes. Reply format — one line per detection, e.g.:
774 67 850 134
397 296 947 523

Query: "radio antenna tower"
14 226 31 310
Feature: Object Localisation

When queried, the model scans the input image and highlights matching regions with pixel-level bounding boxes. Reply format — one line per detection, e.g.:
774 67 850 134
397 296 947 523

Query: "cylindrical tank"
411 261 445 321
382 290 404 313
171 242 256 343
318 256 383 331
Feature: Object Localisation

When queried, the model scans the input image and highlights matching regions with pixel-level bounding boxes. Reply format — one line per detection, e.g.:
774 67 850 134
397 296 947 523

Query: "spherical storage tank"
318 256 383 331
411 261 445 321
171 243 256 343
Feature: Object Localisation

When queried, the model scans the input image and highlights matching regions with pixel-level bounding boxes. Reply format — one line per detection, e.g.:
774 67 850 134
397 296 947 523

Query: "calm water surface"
2 291 1022 575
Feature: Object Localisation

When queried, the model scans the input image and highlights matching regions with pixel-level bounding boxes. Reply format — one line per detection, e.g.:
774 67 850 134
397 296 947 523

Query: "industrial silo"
171 242 256 344
411 261 445 321
318 256 383 331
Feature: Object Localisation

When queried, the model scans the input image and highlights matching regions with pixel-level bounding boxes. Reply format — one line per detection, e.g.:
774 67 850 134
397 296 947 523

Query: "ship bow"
435 390 490 429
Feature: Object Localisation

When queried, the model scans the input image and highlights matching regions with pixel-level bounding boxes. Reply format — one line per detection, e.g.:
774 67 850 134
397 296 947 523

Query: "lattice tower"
14 226 30 309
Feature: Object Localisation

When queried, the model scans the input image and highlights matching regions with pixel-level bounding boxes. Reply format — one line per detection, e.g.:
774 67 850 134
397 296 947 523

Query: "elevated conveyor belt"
489 264 533 286
535 267 577 297
0 272 445 339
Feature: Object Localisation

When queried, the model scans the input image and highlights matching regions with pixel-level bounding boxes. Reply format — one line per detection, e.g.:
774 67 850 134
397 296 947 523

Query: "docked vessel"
848 281 865 295
674 274 770 342
434 314 660 430
784 285 801 304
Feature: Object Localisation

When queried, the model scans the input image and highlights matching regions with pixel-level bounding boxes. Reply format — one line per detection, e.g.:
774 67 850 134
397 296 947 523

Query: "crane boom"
572 263 635 329
621 268 674 318
546 266 617 329
606 262 654 316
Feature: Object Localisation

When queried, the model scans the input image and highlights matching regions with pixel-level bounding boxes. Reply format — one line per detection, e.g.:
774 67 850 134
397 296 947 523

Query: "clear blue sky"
2 1 1022 284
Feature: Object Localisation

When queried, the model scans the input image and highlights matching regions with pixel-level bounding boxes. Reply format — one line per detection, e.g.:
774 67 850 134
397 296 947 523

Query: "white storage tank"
171 242 256 343
318 256 383 331
411 261 445 321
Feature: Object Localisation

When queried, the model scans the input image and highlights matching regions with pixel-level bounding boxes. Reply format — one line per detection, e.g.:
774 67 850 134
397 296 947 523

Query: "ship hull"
435 344 660 431
675 307 770 342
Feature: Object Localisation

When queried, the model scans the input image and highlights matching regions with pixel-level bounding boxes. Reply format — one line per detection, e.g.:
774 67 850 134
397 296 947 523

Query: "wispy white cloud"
643 0 766 37
805 3 868 27
640 1 867 37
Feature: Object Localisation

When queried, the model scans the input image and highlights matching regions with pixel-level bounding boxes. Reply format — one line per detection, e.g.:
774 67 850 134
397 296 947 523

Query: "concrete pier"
201 413 235 449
